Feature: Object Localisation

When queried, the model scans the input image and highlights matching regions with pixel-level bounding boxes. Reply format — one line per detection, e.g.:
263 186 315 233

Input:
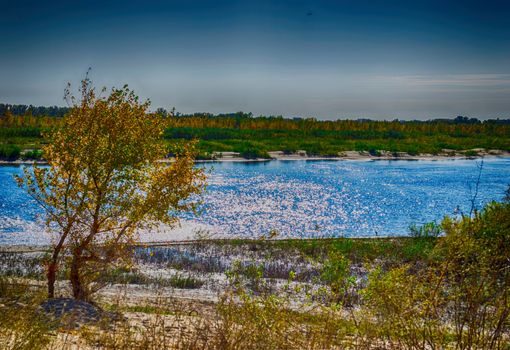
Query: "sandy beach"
2 148 508 166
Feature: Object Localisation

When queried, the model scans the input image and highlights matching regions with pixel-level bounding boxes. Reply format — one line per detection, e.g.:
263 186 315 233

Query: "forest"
1 106 509 160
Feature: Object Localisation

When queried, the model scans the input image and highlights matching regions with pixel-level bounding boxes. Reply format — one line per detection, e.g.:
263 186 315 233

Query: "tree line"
0 103 70 117
2 104 509 135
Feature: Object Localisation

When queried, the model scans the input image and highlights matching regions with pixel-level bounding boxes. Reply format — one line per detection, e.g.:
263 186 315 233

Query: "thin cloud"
385 74 510 87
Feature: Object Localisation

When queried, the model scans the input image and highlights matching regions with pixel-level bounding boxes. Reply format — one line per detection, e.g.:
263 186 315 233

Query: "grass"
220 236 437 263
175 127 510 158
0 277 56 350
0 204 509 349
99 267 205 289
104 303 176 316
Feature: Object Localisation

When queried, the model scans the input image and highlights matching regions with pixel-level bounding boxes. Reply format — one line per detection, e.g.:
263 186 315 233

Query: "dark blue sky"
1 0 509 119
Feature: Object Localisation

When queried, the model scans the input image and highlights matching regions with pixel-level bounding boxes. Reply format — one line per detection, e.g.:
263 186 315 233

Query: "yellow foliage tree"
16 78 206 300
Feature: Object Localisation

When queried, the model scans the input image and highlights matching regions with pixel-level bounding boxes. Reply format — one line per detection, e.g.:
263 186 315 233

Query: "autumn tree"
17 78 205 300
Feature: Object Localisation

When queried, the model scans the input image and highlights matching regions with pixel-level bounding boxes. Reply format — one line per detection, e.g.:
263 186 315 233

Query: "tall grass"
0 277 55 350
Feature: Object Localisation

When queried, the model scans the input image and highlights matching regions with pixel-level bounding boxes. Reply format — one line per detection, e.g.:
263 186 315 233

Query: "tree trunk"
70 253 87 300
47 260 57 298
46 228 69 299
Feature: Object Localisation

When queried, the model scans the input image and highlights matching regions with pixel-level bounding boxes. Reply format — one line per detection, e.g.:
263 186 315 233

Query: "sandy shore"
193 149 510 162
2 149 508 165
143 148 510 163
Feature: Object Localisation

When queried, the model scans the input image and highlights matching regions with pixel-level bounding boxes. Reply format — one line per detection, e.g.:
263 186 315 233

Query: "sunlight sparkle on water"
1 158 509 245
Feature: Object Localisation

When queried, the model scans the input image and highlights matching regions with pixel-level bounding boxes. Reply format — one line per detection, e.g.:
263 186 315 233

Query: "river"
1 158 509 245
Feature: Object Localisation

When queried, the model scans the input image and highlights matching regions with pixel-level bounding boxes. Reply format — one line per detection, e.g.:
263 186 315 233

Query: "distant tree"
0 103 8 115
155 107 168 117
16 78 206 300
0 103 69 117
454 116 480 124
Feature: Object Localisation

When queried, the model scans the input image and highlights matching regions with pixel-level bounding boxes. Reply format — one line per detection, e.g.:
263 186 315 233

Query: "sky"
1 0 510 120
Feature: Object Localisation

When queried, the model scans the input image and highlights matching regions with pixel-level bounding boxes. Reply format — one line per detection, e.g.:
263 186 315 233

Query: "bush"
436 202 510 348
464 149 479 157
0 144 21 160
320 250 357 306
368 148 381 157
409 221 442 238
406 145 420 156
363 202 510 349
21 149 43 160
239 147 270 159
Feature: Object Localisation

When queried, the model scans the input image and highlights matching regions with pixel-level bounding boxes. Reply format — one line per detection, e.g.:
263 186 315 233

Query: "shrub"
362 265 449 349
239 147 270 159
0 144 21 160
21 149 43 160
320 250 357 306
409 221 442 238
368 148 381 157
437 202 510 349
362 202 510 349
464 149 479 157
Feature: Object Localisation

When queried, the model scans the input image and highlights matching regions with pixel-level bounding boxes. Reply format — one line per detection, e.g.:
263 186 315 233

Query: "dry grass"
1 205 509 350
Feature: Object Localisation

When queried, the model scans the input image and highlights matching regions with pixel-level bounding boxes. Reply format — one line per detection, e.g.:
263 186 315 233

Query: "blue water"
1 158 509 245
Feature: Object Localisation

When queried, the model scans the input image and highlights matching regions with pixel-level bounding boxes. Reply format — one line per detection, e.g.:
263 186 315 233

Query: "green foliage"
409 221 442 238
275 236 436 264
320 250 356 305
362 265 450 349
368 148 381 156
21 149 43 160
0 126 43 138
3 114 510 159
226 261 268 293
167 274 205 289
239 147 271 159
464 149 479 157
0 144 21 160
212 290 353 349
362 201 510 349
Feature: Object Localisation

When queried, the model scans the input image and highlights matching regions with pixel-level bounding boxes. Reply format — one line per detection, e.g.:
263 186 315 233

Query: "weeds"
0 277 55 350
0 201 509 349
99 267 204 289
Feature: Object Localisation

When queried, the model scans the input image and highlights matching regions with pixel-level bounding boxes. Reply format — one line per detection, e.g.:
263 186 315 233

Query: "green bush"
363 201 510 349
0 144 21 160
239 147 270 159
21 149 43 160
409 221 442 238
463 149 479 157
320 250 357 305
368 148 381 156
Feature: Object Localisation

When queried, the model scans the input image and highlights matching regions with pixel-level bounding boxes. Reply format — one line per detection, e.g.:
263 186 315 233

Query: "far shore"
1 148 509 165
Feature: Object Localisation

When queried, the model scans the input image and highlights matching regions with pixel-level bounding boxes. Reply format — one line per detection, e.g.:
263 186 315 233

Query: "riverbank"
223 148 510 162
1 148 509 165
1 214 508 350
0 236 429 348
0 236 436 304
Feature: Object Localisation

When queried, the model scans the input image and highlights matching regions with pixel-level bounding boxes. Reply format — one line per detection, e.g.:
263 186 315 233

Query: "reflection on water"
1 158 509 244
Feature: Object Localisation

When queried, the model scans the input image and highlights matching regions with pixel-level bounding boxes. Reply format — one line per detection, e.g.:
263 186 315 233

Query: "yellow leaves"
18 78 206 299
14 174 24 187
